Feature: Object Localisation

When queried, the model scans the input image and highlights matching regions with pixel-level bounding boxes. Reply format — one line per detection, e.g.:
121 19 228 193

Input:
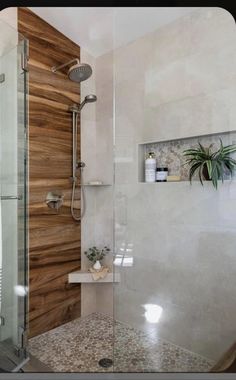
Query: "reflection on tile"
29 313 214 373
114 181 236 360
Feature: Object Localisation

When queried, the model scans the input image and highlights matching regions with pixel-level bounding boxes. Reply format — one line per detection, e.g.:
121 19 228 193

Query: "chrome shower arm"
51 58 80 73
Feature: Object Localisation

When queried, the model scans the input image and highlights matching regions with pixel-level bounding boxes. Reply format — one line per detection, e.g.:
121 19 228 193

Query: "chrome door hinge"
21 51 29 72
0 73 5 83
14 326 28 358
0 316 5 326
19 326 27 349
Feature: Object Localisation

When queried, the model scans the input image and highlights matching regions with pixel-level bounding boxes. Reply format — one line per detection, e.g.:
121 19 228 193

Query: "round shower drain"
98 358 113 368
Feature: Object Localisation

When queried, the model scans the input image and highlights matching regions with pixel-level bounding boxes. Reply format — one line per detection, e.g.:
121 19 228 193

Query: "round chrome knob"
77 161 86 168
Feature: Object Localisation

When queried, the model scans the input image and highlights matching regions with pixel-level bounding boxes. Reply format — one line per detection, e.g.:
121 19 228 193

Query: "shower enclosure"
0 6 234 375
0 18 28 371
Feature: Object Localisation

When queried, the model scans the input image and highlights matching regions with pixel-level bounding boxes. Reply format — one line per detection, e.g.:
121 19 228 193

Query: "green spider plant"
183 139 236 189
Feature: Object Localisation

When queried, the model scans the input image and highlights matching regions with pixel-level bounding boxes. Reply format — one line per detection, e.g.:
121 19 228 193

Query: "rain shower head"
51 58 92 83
68 62 92 83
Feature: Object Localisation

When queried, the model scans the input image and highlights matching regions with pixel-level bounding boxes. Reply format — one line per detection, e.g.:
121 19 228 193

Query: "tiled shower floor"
29 313 214 372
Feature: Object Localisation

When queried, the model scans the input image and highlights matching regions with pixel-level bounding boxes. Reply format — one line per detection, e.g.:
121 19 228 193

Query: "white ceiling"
30 7 198 57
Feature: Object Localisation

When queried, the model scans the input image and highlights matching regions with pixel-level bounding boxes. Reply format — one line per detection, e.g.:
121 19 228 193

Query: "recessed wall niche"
138 131 236 183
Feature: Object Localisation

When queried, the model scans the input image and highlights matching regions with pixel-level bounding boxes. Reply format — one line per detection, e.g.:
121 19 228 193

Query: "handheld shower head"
79 94 97 111
84 94 97 103
69 94 97 113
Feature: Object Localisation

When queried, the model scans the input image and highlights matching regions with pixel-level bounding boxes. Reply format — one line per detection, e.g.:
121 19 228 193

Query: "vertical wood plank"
18 7 81 338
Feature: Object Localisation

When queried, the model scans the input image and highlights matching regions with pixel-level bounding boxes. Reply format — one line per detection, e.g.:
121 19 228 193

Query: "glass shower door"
0 18 28 372
113 7 236 374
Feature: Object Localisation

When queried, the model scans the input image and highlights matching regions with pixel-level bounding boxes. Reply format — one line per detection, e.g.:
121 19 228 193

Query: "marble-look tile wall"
0 8 17 29
143 8 236 142
81 7 236 362
114 7 236 362
80 49 97 316
81 49 114 316
94 51 113 256
0 8 17 56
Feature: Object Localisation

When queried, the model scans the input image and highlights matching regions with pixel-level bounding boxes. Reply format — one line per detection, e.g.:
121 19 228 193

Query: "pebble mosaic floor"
29 313 214 373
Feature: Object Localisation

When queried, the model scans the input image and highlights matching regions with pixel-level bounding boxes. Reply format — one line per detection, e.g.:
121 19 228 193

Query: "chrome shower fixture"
69 94 97 114
81 94 97 107
46 192 64 211
51 58 92 83
69 94 97 222
52 57 96 221
0 73 5 83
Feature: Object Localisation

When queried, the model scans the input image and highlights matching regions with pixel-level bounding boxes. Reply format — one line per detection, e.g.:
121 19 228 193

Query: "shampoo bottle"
145 152 156 182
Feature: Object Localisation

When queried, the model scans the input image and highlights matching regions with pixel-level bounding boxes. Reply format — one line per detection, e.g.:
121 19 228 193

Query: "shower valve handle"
77 161 86 169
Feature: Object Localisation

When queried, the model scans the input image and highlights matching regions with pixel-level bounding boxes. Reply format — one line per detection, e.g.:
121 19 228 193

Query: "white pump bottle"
145 152 156 182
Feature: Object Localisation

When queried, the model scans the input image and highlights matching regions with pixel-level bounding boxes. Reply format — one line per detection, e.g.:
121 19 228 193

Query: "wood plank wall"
18 8 82 338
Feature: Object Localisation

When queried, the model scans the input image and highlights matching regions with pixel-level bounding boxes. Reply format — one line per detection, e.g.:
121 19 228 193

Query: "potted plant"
183 139 236 189
84 246 110 271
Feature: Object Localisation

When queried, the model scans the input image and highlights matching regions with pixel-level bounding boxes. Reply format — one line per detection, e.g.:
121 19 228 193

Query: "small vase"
93 260 101 271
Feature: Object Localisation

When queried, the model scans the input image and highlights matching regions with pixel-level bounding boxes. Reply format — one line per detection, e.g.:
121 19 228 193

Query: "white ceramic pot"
93 260 101 271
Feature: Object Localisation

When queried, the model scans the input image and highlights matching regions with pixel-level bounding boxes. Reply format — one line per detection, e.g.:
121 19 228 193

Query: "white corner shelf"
83 183 112 187
139 181 183 184
68 270 120 283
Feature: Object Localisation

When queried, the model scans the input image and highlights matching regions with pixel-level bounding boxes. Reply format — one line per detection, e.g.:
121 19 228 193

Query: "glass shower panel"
113 7 236 373
0 18 28 372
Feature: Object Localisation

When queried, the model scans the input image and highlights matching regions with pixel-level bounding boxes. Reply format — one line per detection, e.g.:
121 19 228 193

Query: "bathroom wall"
18 8 82 337
81 48 114 316
94 51 114 314
114 7 236 361
0 8 17 30
80 49 97 315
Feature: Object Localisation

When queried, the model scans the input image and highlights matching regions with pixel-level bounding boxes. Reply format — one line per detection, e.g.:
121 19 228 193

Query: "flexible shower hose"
71 169 86 221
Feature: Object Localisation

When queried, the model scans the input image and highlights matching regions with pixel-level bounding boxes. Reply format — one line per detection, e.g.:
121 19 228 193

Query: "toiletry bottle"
145 152 156 182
